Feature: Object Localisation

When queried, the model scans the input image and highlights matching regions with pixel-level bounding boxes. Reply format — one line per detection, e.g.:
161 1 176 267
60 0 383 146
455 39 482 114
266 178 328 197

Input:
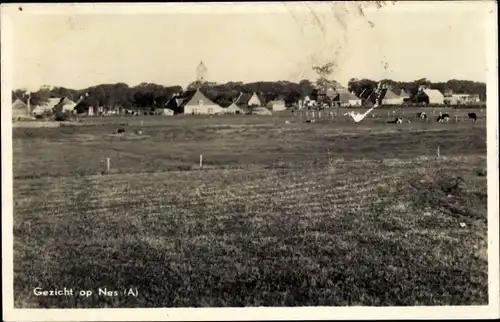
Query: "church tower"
196 61 208 84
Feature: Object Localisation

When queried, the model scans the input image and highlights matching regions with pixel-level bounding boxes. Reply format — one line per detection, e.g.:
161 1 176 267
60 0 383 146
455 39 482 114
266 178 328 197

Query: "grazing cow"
387 117 403 124
305 119 316 123
114 127 126 134
285 120 291 124
468 112 477 122
135 130 143 135
436 112 450 123
417 112 427 120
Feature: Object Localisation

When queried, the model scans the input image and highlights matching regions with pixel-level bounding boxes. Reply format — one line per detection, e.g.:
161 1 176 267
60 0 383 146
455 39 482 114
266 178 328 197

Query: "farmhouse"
32 97 75 115
235 92 264 108
178 89 222 115
12 98 30 118
334 92 362 107
444 93 481 105
416 88 445 105
267 99 286 111
381 89 404 105
224 102 247 115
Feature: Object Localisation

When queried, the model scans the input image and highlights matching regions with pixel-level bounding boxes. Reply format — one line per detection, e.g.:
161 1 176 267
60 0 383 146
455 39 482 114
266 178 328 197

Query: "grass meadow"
12 109 488 307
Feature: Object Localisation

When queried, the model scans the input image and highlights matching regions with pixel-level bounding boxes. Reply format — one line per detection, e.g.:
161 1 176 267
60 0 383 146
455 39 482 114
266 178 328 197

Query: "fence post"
106 158 110 172
200 154 203 169
437 146 440 159
455 115 458 123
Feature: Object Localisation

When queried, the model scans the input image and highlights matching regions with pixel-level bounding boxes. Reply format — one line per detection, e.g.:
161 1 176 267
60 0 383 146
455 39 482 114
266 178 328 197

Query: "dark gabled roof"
235 92 252 105
235 92 265 106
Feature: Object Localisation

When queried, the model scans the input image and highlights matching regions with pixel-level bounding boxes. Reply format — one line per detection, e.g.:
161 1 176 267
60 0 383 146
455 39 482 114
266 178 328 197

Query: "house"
12 99 30 118
445 93 481 105
267 99 286 111
50 97 77 115
235 92 264 108
249 107 272 116
400 89 411 99
334 92 362 107
381 89 404 105
32 98 63 115
400 89 412 103
416 88 445 105
224 102 247 115
177 89 222 115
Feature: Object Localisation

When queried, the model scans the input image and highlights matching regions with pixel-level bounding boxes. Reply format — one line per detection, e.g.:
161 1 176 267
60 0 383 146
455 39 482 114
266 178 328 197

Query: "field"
12 108 488 307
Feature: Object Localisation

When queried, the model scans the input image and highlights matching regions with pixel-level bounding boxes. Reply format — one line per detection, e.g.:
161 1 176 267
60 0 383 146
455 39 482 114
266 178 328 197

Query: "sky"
3 1 494 91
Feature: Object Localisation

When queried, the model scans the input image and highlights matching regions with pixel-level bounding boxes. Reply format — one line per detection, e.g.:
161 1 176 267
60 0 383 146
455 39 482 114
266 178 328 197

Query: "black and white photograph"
1 1 499 320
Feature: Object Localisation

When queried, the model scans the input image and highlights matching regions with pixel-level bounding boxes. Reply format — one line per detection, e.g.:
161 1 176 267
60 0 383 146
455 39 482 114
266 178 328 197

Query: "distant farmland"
12 110 488 307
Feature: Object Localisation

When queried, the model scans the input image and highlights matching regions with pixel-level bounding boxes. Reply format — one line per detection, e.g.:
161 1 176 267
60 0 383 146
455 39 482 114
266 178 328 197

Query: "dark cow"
387 117 403 124
416 112 427 120
114 127 126 134
436 112 450 123
468 112 477 122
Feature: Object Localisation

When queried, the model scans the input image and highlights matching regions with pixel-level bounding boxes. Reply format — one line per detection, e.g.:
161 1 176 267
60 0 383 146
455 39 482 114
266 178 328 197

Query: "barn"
32 98 66 115
335 92 362 107
53 97 77 115
381 89 404 105
417 88 445 105
267 99 286 111
12 99 30 118
178 89 223 115
225 102 247 115
235 92 264 108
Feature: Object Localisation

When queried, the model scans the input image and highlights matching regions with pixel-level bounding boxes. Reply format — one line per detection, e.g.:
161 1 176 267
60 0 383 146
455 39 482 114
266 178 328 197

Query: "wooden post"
200 154 203 168
437 146 440 159
106 158 110 172
455 115 458 123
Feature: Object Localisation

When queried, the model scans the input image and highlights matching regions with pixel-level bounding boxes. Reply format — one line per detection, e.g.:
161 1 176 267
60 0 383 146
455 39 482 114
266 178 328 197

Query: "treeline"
12 78 486 111
347 78 487 101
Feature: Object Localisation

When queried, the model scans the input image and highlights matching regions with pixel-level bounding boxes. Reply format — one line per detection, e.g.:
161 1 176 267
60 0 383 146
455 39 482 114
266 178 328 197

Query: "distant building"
12 98 30 118
176 89 222 115
32 97 75 115
235 92 264 108
267 99 286 111
381 89 404 105
224 102 247 115
444 93 481 105
196 61 208 83
334 92 362 107
416 88 444 105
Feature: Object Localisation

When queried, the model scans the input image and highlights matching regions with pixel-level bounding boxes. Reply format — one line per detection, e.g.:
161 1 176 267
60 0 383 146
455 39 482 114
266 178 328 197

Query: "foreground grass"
14 156 487 307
